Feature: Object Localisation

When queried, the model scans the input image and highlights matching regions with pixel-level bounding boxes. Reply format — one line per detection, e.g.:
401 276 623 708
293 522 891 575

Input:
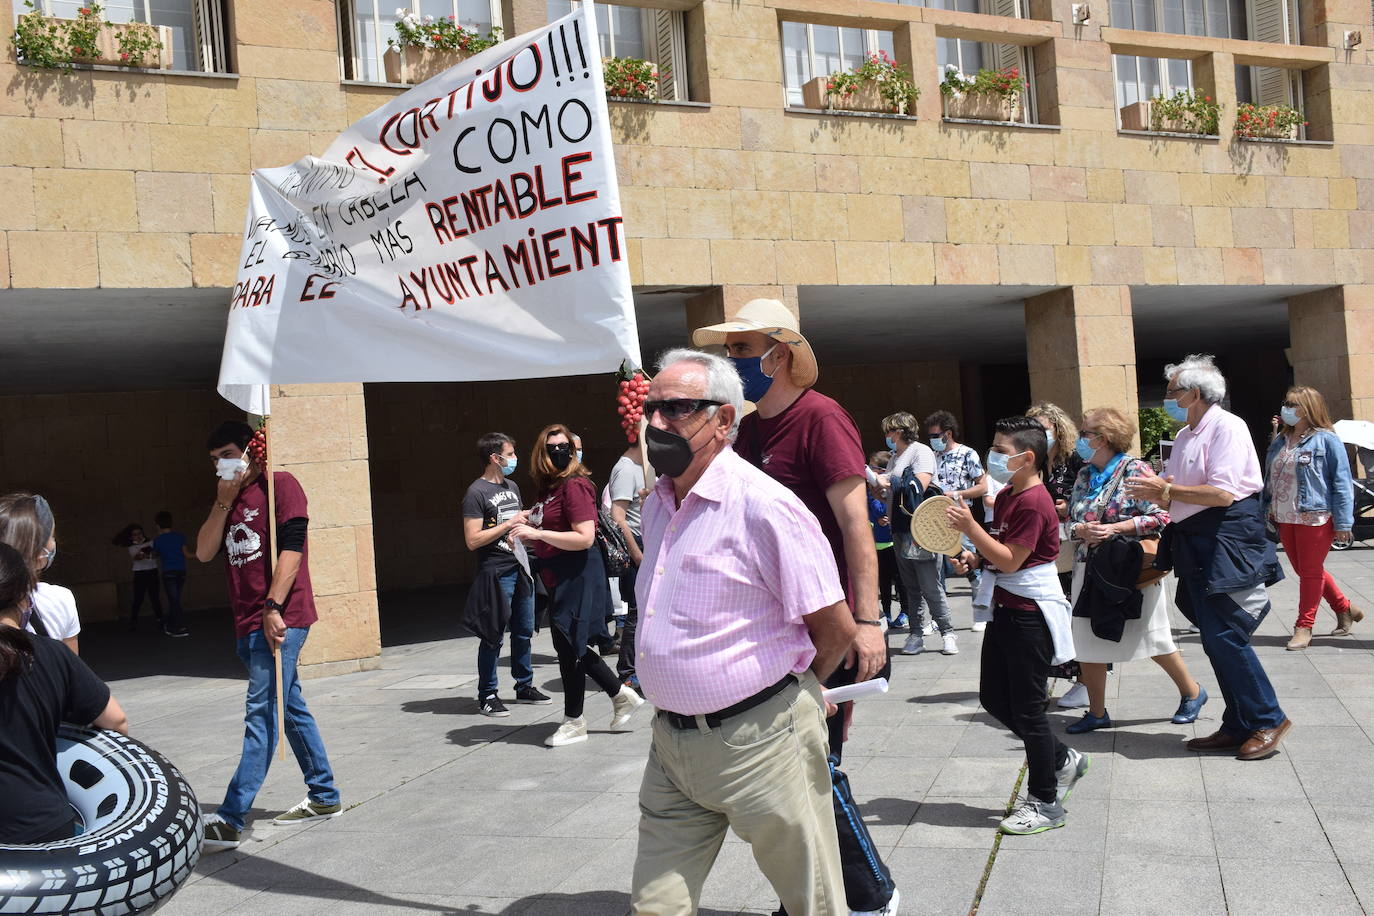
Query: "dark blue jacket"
1156 494 1283 596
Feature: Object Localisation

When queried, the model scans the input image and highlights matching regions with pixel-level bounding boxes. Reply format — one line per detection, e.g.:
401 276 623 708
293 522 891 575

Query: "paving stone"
1100 853 1225 915
1218 857 1364 915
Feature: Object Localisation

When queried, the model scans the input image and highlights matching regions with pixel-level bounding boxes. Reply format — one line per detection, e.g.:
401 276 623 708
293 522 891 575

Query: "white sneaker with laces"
971 620 987 632
999 798 1065 835
941 633 958 655
545 717 588 747
850 886 900 916
610 685 645 728
1055 747 1090 804
901 633 924 655
1057 682 1089 709
921 621 935 637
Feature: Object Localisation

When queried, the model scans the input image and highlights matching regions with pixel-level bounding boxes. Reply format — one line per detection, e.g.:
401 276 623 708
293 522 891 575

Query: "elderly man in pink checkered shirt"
628 348 856 916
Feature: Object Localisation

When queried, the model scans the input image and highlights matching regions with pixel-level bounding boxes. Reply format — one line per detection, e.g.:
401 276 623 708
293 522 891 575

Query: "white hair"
656 348 745 440
1165 353 1227 405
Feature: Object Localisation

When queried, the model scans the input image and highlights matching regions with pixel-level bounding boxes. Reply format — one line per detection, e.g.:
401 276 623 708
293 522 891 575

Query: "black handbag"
595 508 633 576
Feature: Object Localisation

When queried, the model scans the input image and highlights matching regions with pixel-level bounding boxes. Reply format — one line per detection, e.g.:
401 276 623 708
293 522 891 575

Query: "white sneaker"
901 634 924 655
971 620 987 632
921 621 935 637
941 633 958 655
851 886 900 916
545 717 588 747
1055 748 1090 804
999 798 1065 835
1057 682 1089 709
610 685 645 728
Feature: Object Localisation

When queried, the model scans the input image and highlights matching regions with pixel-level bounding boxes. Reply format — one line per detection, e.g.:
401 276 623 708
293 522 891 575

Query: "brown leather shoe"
1237 718 1293 761
1332 605 1364 636
1286 627 1312 650
1186 729 1246 752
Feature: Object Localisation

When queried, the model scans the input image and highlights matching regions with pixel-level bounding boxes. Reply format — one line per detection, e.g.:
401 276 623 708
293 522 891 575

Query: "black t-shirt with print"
0 633 111 843
462 477 524 571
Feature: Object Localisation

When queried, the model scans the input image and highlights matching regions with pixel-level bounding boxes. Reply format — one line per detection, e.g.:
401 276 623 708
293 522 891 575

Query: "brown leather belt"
658 674 798 730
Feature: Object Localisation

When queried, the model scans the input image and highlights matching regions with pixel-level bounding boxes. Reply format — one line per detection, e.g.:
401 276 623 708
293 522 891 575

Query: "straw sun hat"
691 298 819 389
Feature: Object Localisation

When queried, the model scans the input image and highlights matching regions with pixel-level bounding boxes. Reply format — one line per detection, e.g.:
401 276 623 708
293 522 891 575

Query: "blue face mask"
1163 398 1188 423
986 450 1027 484
1075 437 1097 461
499 456 517 476
884 436 896 451
1045 432 1055 452
730 345 777 404
575 450 583 463
930 436 947 453
1280 406 1300 427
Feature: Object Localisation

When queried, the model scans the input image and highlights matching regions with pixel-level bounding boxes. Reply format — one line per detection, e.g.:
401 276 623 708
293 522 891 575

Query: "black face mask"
646 424 698 478
546 443 573 471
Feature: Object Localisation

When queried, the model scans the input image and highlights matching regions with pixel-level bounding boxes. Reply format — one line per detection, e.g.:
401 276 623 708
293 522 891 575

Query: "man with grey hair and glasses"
630 348 855 915
1126 354 1291 760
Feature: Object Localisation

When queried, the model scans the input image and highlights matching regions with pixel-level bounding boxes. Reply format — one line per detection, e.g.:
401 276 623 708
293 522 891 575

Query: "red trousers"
1277 521 1350 629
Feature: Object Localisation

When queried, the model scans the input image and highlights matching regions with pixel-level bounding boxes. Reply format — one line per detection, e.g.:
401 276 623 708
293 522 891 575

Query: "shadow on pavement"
508 890 740 915
190 856 459 912
83 613 247 683
445 723 559 747
909 691 980 706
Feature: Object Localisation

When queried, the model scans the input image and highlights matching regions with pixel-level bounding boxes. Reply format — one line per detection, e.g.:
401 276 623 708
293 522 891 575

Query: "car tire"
0 725 203 915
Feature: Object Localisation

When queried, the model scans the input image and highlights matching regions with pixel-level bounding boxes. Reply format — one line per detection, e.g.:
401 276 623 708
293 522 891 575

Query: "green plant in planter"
940 64 1025 98
114 19 162 65
390 10 501 53
11 0 69 69
66 2 103 60
1235 102 1305 138
825 50 919 114
603 56 658 100
1138 406 1181 462
1149 89 1220 134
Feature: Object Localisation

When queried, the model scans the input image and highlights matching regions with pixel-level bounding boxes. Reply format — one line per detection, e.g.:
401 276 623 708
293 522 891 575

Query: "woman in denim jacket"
1263 386 1361 650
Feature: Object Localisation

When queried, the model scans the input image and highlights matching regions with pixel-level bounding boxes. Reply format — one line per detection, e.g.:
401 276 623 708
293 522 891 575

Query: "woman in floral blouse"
1063 407 1206 734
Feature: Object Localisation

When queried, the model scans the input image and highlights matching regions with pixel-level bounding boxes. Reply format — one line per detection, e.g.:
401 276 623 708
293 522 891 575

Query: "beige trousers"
630 673 844 916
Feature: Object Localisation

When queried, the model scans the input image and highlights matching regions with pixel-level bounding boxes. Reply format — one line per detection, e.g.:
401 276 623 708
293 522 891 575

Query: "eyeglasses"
1078 430 1098 439
1165 386 1190 396
644 398 722 421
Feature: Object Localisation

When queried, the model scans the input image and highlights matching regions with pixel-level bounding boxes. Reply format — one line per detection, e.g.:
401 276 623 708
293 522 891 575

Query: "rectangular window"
544 0 687 100
1112 0 1262 114
25 0 229 70
778 21 895 108
341 0 499 82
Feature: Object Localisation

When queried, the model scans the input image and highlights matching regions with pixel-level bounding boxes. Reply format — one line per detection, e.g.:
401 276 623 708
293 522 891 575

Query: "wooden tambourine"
909 495 964 557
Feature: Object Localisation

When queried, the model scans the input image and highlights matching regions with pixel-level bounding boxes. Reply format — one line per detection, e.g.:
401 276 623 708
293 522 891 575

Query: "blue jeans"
1181 575 1286 736
477 568 535 696
218 627 338 830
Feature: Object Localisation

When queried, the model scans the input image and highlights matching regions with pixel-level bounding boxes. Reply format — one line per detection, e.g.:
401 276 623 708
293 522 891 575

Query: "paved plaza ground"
88 547 1374 915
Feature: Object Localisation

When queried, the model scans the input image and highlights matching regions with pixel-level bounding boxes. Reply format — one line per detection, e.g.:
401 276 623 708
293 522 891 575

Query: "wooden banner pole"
262 388 286 762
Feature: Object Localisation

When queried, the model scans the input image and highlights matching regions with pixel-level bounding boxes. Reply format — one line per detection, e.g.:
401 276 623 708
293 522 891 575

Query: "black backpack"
893 464 943 529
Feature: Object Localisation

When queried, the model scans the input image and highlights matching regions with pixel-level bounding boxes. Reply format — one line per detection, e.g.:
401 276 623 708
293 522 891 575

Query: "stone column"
684 284 799 336
269 383 381 677
1024 286 1139 433
1288 285 1374 421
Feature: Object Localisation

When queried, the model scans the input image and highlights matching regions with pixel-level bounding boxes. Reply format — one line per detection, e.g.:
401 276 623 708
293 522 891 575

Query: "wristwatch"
264 598 283 615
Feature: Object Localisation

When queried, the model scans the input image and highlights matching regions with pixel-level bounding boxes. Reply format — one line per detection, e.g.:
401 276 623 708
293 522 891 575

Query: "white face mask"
216 456 250 480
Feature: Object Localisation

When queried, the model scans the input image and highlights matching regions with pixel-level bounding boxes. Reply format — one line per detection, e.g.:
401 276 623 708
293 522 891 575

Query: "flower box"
801 75 892 113
383 45 472 84
1242 122 1298 140
56 17 172 68
1119 100 1202 134
942 91 1020 122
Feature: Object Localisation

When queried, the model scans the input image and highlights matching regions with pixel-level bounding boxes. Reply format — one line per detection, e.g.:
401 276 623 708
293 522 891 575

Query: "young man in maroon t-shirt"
194 420 340 850
947 416 1087 837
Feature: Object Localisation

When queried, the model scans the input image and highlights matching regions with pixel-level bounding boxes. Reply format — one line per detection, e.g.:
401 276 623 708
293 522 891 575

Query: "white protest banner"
217 2 639 414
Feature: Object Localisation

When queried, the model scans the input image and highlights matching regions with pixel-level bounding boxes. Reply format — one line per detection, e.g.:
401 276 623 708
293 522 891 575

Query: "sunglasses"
644 398 722 421
1165 385 1189 396
1078 430 1098 439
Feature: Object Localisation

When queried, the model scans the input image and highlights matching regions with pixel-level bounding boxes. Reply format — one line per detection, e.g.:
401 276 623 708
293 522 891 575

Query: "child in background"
113 523 162 631
868 450 906 629
152 511 191 638
947 416 1087 836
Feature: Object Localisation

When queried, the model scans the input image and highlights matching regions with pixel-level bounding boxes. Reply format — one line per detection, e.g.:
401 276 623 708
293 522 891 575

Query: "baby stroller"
1333 477 1374 549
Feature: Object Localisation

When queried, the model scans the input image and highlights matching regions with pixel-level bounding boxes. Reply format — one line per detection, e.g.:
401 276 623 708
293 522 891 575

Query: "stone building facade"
2 0 1370 670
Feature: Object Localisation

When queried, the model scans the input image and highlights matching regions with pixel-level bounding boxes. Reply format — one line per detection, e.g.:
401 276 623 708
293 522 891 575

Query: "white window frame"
528 1 686 99
342 0 502 83
781 22 894 108
27 0 226 70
